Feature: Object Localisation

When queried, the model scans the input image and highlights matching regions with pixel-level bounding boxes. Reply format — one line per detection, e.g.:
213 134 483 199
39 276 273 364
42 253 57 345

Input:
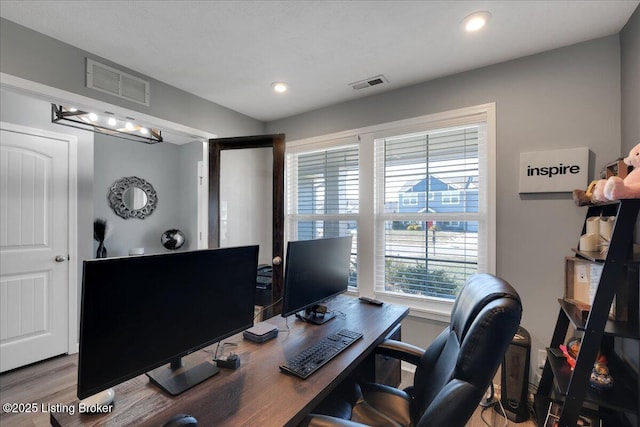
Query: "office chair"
302 273 522 427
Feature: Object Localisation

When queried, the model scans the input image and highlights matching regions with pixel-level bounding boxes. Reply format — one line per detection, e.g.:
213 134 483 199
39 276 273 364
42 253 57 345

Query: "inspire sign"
518 147 589 193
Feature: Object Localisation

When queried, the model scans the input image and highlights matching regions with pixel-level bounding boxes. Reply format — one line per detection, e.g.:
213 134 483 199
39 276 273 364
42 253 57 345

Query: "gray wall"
93 134 200 257
621 6 640 156
0 18 265 138
619 9 639 426
267 36 622 360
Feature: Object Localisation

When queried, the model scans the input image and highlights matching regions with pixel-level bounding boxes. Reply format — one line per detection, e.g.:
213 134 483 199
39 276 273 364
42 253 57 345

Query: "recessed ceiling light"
463 11 491 32
272 82 288 93
107 117 117 127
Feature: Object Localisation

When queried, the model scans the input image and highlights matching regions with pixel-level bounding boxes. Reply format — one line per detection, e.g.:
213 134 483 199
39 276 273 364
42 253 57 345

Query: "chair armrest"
375 339 425 366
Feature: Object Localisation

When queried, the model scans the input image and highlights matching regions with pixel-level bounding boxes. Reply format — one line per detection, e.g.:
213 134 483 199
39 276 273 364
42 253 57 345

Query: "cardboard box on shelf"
564 257 617 320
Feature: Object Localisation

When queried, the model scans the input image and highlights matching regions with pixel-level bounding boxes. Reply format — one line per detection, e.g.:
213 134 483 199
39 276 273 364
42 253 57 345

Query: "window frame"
285 104 496 321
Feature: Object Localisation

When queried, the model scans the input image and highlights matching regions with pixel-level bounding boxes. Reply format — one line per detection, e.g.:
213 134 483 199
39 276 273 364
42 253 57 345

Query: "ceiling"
1 1 638 122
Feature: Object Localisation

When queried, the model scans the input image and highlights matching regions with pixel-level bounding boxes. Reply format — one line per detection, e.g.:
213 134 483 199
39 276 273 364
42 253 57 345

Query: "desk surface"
51 295 408 427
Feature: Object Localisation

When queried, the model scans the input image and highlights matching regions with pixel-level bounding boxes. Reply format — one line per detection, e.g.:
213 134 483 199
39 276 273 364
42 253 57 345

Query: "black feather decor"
94 218 107 242
93 218 110 258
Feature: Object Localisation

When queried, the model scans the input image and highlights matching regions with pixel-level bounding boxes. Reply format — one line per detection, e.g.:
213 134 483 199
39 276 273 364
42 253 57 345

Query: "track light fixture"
51 104 163 144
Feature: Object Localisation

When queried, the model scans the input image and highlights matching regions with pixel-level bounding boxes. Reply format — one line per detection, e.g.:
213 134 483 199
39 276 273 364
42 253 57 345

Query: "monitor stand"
296 304 335 325
146 357 220 396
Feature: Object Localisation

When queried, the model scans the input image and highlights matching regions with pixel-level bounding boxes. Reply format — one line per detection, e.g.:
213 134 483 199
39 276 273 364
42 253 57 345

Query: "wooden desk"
51 295 408 427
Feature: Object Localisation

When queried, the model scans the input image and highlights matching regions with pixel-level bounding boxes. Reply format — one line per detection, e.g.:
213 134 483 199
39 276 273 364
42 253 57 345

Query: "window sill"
349 290 452 323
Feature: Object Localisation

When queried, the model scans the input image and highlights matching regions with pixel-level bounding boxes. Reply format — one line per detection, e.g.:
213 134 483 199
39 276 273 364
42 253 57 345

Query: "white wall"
267 36 622 362
220 147 273 265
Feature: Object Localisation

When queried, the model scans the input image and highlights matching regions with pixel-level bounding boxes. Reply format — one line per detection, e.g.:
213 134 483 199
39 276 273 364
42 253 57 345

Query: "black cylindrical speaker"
499 326 531 422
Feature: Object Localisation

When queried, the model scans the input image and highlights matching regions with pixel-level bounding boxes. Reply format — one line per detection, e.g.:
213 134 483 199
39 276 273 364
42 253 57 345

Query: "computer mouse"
162 413 198 427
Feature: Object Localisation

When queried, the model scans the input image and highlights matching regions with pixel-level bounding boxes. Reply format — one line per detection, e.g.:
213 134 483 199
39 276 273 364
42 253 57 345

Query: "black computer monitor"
77 246 258 399
281 235 353 325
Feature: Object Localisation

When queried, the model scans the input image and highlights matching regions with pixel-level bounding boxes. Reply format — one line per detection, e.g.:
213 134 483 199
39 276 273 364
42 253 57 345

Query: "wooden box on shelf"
603 158 630 179
564 256 639 326
564 257 615 320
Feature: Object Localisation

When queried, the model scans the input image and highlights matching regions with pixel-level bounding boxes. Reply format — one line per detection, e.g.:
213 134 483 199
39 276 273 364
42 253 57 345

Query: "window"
401 192 419 206
441 190 461 205
376 124 487 302
286 140 359 286
286 104 495 319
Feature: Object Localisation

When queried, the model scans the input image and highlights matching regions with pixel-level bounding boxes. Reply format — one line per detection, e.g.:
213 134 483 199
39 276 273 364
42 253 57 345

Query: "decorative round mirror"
122 187 148 210
108 176 158 219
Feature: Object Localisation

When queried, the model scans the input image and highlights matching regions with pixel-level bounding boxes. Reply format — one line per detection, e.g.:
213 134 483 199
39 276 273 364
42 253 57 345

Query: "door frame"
208 134 285 311
1 121 79 354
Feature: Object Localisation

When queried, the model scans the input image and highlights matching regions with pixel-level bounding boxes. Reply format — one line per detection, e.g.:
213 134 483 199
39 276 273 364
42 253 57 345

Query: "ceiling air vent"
86 59 150 106
349 75 388 91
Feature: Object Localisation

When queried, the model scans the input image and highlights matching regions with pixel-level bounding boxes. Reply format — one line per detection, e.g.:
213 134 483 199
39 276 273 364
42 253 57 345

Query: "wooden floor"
0 353 538 427
0 354 78 427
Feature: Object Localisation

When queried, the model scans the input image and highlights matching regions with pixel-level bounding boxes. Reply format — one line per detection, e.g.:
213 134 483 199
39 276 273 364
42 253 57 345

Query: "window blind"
375 124 487 299
286 143 359 286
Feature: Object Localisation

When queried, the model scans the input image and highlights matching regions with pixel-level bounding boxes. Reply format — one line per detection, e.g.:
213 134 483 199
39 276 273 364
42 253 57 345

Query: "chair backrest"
412 273 522 427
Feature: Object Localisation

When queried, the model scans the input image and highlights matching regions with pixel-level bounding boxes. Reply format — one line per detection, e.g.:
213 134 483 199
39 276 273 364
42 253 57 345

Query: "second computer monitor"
281 235 353 324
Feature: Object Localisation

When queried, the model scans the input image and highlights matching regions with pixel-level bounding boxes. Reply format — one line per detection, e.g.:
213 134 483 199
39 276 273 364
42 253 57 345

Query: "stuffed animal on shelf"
599 143 640 201
573 143 640 205
572 181 598 206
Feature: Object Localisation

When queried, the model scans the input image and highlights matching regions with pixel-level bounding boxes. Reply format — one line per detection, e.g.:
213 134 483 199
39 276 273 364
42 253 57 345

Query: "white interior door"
0 126 69 372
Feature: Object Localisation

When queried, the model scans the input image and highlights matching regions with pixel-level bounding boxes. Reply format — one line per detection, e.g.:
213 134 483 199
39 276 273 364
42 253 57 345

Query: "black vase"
96 241 107 258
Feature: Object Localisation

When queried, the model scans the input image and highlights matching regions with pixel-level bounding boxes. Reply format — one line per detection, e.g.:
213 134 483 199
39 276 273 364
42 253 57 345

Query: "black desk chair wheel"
302 273 523 427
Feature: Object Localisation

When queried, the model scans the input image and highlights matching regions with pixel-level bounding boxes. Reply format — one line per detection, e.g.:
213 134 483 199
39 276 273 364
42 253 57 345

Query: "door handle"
272 256 282 266
55 255 67 262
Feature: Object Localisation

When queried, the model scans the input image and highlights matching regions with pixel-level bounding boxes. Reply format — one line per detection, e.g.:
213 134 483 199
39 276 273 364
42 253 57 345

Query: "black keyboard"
280 329 363 379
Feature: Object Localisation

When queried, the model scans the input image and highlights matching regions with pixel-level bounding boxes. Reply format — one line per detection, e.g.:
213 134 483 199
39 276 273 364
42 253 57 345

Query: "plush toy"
573 144 640 205
600 143 640 201
572 181 598 206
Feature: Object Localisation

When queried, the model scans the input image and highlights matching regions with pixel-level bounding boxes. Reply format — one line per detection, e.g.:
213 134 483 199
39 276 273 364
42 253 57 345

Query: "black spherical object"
161 229 185 250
